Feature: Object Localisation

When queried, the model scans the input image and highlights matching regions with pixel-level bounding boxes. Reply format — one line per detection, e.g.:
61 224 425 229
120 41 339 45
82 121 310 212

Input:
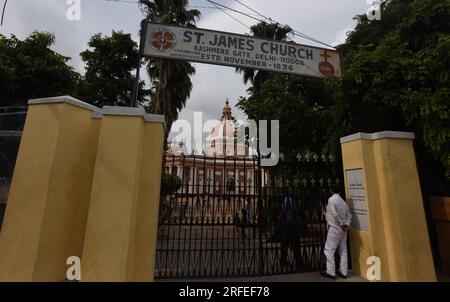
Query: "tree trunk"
154 59 165 115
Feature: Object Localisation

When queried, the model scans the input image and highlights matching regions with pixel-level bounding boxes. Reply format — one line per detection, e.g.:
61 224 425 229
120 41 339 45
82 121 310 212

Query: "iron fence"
156 152 343 279
0 106 27 230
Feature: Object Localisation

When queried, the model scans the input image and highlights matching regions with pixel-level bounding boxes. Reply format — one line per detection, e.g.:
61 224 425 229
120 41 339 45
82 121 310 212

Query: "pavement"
437 271 450 282
159 271 367 282
160 270 450 282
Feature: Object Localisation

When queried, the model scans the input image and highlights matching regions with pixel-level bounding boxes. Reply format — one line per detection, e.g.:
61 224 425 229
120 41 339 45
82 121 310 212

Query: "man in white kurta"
322 186 352 279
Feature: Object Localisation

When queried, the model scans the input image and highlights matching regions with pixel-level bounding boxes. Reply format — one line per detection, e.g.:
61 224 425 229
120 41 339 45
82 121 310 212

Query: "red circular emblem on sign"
319 61 335 77
151 29 177 52
319 51 336 78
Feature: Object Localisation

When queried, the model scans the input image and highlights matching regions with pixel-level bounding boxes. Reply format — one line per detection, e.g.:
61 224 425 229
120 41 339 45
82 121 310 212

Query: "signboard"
141 22 342 78
346 169 369 231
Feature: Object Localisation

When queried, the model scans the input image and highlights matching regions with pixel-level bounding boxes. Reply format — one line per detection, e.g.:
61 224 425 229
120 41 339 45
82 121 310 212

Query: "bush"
160 173 181 201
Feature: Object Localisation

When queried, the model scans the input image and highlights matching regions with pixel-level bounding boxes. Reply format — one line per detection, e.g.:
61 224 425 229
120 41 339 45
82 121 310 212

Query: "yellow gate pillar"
340 131 436 281
80 107 165 282
0 96 165 282
0 97 101 281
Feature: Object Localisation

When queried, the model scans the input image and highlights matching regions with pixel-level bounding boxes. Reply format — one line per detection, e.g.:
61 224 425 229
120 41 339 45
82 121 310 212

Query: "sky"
0 0 370 139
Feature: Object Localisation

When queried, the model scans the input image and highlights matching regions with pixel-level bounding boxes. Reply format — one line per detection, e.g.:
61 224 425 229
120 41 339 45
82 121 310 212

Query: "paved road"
158 271 366 282
155 225 326 279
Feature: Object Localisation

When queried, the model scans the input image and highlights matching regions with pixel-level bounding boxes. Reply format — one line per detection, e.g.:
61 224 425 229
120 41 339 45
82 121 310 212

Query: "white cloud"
1 0 370 137
332 26 355 46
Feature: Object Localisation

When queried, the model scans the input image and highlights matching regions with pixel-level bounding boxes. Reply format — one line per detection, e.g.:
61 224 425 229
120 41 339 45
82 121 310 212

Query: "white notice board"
346 169 369 231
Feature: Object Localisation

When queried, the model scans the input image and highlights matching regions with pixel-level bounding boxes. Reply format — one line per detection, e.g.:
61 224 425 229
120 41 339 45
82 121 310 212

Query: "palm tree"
139 0 201 143
236 22 293 90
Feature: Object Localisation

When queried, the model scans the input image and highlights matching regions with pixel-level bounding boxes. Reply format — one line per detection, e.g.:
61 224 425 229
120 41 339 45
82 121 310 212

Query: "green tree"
237 74 331 158
235 22 296 168
238 0 450 193
236 23 328 158
79 31 149 107
326 0 450 190
158 172 182 225
139 0 200 143
0 31 80 106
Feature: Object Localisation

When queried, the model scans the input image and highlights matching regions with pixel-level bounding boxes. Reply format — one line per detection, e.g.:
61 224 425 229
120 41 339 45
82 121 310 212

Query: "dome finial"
221 99 233 121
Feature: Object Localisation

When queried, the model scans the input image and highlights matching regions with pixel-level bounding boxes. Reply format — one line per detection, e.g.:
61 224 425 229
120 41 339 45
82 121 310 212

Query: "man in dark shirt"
280 187 302 270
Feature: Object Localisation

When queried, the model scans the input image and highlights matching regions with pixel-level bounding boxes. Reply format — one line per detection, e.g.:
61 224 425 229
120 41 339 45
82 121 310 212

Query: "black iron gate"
0 106 27 230
155 152 343 279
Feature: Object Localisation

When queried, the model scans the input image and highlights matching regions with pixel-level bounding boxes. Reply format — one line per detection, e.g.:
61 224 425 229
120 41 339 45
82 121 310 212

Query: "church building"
165 101 258 196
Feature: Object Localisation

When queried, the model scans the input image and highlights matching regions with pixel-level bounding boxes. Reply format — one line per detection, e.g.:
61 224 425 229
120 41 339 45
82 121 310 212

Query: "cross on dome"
221 98 234 121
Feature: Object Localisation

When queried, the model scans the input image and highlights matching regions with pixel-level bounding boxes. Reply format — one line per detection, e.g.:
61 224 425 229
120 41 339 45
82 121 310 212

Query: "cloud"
0 0 143 72
177 0 369 135
1 0 370 138
0 0 83 68
332 26 355 46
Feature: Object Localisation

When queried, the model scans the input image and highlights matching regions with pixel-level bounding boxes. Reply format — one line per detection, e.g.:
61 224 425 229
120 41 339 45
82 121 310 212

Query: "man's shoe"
320 271 336 280
337 271 347 279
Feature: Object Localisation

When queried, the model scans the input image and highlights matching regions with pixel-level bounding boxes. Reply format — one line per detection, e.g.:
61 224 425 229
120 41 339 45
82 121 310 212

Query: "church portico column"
177 165 183 193
190 166 196 194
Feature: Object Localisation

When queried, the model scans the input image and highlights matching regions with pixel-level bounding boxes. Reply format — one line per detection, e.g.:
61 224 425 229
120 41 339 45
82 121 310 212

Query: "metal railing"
156 152 343 279
0 106 27 230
